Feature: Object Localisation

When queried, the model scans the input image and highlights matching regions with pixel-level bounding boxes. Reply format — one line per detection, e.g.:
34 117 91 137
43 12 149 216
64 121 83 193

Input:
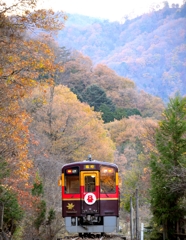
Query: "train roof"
61 159 118 170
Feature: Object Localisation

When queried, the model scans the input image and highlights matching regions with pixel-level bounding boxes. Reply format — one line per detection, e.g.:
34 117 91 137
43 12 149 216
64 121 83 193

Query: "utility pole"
136 189 139 240
130 197 134 240
141 223 144 240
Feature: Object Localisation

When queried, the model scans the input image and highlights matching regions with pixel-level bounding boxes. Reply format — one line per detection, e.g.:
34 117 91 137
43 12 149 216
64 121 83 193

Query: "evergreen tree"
0 157 24 235
124 108 141 117
150 95 186 239
82 85 115 112
113 108 127 121
0 157 9 183
0 186 24 235
99 104 115 123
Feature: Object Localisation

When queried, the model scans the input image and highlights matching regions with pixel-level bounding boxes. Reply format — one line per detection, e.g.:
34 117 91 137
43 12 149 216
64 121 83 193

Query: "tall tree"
150 94 186 239
106 116 158 225
82 84 115 112
26 85 115 162
0 1 67 237
0 0 66 185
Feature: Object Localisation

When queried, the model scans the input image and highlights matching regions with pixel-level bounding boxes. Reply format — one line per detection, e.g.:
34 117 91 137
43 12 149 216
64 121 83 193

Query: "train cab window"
85 176 95 192
100 166 116 193
64 167 80 194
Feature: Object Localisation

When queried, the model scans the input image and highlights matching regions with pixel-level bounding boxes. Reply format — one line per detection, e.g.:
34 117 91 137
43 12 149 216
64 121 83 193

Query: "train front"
59 158 120 235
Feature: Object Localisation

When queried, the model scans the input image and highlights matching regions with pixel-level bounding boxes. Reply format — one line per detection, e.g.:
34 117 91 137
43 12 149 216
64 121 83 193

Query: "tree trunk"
0 202 4 232
163 220 167 240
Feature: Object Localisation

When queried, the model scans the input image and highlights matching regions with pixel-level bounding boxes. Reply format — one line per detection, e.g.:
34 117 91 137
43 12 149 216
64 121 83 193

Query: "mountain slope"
57 4 186 101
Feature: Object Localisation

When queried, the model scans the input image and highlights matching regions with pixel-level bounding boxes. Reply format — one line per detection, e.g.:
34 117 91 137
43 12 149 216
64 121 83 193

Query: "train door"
80 171 100 214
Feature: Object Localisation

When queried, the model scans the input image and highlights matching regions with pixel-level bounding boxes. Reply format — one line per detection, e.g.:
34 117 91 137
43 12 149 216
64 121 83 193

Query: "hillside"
56 50 165 121
57 3 186 102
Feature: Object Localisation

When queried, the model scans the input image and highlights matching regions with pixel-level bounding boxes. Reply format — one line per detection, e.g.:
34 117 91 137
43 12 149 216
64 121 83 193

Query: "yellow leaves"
5 76 13 85
28 85 115 162
0 98 32 181
8 56 13 63
64 15 68 21
27 9 67 32
38 62 44 69
13 155 33 180
0 1 69 212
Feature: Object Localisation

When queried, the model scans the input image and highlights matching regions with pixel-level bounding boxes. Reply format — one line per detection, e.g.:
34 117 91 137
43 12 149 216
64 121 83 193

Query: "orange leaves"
25 9 67 32
1 5 66 104
143 167 150 174
32 140 39 146
106 115 158 154
0 1 68 222
93 64 135 103
3 0 67 32
2 110 32 180
27 85 115 162
6 176 40 210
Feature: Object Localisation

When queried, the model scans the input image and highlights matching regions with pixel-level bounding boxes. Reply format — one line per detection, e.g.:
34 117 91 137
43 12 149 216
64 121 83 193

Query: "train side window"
100 166 116 193
65 176 80 193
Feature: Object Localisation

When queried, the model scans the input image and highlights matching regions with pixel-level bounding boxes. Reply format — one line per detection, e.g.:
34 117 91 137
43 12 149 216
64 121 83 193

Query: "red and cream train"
58 155 120 236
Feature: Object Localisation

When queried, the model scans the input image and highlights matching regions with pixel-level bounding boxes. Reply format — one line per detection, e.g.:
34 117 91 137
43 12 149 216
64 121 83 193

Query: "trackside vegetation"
149 95 186 239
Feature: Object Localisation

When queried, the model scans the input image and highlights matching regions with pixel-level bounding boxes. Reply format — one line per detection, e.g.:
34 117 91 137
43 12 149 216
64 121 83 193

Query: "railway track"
71 237 104 240
70 236 104 240
64 233 126 240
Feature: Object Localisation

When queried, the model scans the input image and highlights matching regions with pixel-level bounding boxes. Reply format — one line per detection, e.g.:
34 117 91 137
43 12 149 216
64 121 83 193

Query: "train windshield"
100 166 116 193
64 167 80 194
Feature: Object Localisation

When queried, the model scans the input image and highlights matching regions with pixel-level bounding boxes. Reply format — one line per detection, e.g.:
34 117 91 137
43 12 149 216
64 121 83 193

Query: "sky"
41 0 184 22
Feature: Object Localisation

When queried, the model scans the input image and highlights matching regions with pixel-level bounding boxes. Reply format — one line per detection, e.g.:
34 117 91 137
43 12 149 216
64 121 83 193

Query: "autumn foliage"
1 0 184 238
26 85 115 162
0 0 67 237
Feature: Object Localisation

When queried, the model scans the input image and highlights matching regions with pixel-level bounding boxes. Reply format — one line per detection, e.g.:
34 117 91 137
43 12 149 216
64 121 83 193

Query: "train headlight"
71 217 76 226
87 215 91 221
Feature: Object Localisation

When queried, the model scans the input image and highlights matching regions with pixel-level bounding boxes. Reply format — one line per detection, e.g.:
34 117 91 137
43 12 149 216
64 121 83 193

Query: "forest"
57 2 186 102
0 0 186 240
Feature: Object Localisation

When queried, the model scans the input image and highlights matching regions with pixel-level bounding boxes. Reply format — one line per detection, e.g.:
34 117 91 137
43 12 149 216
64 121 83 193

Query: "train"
58 155 120 237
